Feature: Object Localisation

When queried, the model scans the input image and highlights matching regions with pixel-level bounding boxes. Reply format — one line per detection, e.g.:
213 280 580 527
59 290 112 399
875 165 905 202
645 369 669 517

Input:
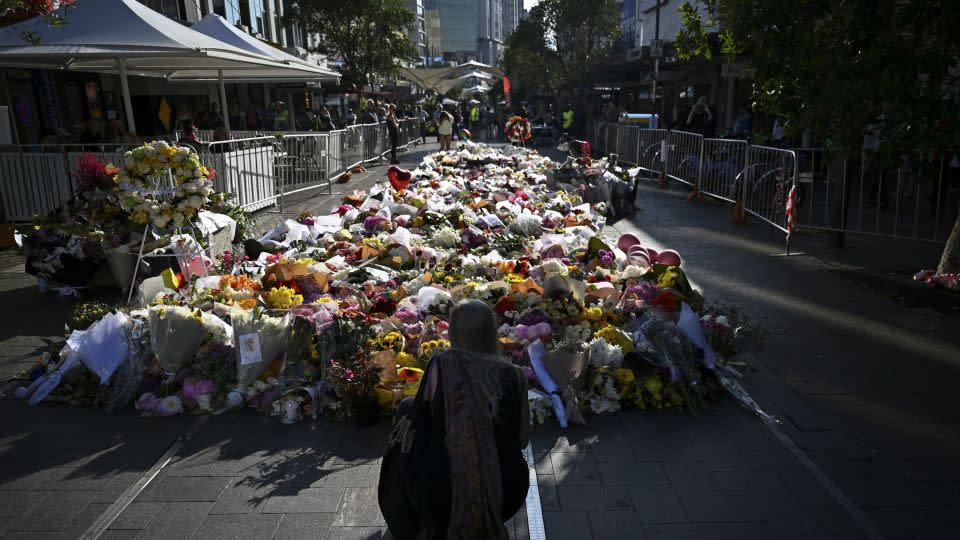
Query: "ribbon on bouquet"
527 339 567 428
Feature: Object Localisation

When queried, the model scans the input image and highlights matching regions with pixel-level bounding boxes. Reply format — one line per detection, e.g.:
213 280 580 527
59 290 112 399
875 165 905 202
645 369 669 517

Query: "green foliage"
284 0 417 90
505 0 622 93
504 17 561 95
0 0 73 44
676 0 960 155
68 302 113 331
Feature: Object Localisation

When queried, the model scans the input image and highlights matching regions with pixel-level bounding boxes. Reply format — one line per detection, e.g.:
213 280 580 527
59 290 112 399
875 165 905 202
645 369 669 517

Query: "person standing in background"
387 103 400 164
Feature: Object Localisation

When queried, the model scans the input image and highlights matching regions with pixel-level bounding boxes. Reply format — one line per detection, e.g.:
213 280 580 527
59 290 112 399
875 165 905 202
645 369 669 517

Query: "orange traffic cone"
658 170 667 189
687 185 703 203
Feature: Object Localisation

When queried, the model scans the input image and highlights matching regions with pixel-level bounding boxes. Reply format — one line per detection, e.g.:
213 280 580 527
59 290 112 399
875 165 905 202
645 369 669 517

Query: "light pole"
651 0 662 119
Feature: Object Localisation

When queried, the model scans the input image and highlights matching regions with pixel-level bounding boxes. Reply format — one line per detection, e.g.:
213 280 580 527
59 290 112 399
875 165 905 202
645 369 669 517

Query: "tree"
503 17 561 96
285 0 416 102
504 0 621 93
0 0 72 44
677 0 960 273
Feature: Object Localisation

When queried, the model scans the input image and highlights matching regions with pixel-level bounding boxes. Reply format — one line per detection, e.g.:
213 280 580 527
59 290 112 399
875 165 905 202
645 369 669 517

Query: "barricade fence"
793 148 957 243
0 120 425 223
591 119 959 248
202 137 278 212
276 133 332 211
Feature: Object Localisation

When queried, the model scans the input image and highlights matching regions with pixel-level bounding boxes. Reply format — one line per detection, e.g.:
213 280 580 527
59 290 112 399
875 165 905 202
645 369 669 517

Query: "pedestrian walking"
416 105 429 143
387 103 400 164
452 108 462 141
346 108 357 126
433 106 442 143
379 299 530 540
437 110 454 151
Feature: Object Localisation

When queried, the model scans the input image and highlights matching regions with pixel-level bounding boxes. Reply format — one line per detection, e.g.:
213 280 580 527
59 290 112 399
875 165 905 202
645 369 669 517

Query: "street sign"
651 39 665 58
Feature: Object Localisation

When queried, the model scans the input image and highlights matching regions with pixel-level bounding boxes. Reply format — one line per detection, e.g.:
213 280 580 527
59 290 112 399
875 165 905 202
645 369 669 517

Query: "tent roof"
399 61 504 94
0 0 307 78
185 14 339 82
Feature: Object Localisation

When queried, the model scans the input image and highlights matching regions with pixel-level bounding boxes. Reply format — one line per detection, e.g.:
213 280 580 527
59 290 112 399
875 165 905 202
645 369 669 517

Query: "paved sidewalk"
603 174 960 539
2 142 958 539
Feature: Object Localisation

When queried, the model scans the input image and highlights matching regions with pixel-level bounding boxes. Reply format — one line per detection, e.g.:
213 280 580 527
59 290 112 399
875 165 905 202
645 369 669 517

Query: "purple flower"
534 322 552 338
182 379 215 401
395 307 419 323
598 249 614 266
155 395 184 416
519 310 549 326
135 392 159 412
626 282 658 304
363 215 386 231
514 324 530 340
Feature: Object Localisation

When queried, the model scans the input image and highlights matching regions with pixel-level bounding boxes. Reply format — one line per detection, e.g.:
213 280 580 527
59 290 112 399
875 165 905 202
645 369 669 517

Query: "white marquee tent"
0 0 336 133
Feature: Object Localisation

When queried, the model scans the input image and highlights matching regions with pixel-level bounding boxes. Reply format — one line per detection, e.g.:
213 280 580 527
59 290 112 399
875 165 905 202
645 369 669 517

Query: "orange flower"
397 367 424 382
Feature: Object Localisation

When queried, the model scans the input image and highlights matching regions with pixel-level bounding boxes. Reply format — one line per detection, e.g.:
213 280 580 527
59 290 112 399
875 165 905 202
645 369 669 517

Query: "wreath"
117 141 214 229
505 116 533 143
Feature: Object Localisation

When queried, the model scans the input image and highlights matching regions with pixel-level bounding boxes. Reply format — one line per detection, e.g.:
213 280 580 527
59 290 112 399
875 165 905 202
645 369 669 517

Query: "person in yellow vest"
469 104 480 131
562 104 574 132
273 101 290 130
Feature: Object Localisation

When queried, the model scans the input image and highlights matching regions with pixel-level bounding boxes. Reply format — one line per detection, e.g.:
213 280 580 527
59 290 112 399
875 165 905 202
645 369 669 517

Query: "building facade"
424 0 506 65
501 0 520 43
404 0 428 65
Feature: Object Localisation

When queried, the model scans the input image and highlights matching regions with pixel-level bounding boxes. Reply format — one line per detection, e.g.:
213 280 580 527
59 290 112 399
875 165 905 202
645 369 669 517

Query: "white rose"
621 265 646 279
541 258 568 276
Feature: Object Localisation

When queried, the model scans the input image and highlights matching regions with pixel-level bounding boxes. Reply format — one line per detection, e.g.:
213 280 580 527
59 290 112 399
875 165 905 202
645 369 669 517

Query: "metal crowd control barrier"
739 145 798 233
202 137 277 212
276 133 333 212
793 148 957 242
616 125 640 164
700 138 749 203
0 143 138 222
665 130 704 187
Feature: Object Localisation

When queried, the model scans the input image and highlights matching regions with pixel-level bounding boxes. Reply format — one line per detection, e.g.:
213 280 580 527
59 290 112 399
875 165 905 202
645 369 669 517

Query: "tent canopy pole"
118 57 136 135
218 69 230 137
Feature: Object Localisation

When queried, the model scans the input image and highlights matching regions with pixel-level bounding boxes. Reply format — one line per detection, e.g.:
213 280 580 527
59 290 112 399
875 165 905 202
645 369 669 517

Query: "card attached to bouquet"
238 333 263 366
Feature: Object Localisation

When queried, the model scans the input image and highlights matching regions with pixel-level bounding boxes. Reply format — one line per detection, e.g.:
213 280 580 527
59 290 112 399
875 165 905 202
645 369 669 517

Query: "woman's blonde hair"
448 300 513 419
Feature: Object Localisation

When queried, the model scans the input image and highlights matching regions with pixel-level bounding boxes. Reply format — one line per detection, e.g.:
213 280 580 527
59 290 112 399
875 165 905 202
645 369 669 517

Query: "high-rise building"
425 9 443 65
501 0 520 42
404 0 428 64
424 0 505 65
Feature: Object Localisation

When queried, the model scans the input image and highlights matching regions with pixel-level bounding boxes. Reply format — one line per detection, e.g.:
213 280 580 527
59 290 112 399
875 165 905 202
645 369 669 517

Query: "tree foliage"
503 17 561 96
676 0 960 272
504 0 622 93
285 0 416 91
676 0 960 155
0 0 72 44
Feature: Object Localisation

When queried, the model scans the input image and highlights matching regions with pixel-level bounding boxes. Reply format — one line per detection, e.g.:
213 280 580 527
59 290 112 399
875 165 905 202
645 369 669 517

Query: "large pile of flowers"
22 141 249 291
15 141 772 425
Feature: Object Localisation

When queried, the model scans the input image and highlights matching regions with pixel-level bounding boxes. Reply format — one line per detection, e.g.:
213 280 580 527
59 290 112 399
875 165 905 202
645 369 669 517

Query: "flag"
503 76 512 108
785 184 797 236
157 97 172 132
